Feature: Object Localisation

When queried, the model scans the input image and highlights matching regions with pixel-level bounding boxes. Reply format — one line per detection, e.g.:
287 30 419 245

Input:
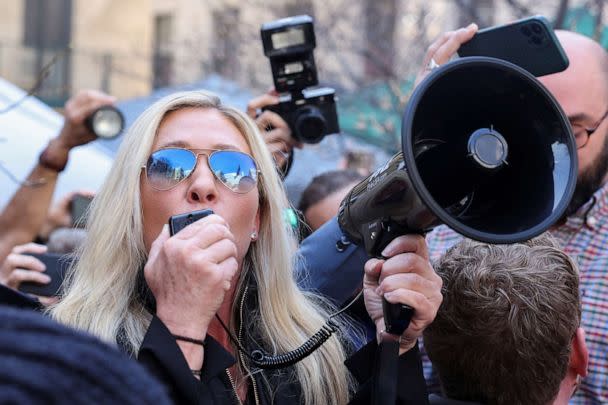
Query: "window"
212 8 240 78
23 0 73 106
23 0 72 49
153 14 174 88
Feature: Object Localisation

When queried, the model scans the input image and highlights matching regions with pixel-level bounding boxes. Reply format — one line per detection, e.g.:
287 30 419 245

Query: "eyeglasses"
571 108 608 149
143 147 260 193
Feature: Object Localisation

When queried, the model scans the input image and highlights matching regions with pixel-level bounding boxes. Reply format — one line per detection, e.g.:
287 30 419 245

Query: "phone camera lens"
531 23 542 34
521 26 532 36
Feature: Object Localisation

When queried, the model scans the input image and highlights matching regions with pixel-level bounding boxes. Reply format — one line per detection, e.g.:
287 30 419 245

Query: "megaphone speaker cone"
402 56 577 244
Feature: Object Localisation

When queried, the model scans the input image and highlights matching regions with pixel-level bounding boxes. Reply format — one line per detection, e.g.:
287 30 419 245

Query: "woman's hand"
247 90 303 171
363 235 443 354
0 243 57 305
414 23 478 86
144 214 239 340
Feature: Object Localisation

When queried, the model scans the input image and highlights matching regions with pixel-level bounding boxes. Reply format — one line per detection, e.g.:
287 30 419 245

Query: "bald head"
540 31 608 102
556 30 608 82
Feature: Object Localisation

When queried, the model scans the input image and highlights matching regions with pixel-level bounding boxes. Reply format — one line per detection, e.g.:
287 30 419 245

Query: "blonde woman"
46 91 441 404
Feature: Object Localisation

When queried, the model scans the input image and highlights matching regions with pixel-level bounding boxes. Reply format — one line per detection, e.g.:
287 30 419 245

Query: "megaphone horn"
340 56 577 252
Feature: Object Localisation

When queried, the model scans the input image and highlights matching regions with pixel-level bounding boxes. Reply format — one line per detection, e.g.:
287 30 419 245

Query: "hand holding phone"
457 16 569 77
16 252 73 297
415 24 478 86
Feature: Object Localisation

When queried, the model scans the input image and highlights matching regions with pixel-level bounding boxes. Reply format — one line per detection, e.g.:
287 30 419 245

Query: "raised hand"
363 234 443 353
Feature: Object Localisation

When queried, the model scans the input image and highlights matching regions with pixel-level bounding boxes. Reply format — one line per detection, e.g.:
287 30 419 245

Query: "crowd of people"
0 20 606 405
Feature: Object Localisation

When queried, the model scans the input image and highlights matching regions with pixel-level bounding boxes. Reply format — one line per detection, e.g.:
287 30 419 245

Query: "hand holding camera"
58 89 120 149
40 90 123 172
247 90 302 172
260 15 340 144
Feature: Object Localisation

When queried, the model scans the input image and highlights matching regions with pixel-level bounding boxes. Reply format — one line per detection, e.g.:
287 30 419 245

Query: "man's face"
539 42 608 216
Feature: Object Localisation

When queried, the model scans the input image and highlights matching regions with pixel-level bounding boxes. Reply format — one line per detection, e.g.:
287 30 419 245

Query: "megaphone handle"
364 220 415 336
364 220 416 405
379 241 413 336
382 297 414 336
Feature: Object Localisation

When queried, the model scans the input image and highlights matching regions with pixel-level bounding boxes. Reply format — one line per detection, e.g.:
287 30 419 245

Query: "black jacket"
0 284 428 404
138 314 428 404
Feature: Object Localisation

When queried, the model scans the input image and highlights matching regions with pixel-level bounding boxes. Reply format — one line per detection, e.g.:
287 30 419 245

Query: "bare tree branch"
455 0 482 25
554 0 570 29
504 0 534 19
593 0 604 40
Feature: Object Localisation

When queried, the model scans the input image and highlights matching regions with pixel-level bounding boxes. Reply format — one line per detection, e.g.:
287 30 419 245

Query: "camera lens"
295 106 327 143
88 106 125 139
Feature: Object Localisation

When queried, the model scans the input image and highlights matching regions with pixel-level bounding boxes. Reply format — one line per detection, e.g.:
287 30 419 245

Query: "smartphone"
19 253 74 297
71 194 93 228
168 209 214 236
458 16 569 77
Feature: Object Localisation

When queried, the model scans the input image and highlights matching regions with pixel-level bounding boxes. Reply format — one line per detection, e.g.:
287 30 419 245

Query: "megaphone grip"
366 220 416 336
382 298 413 336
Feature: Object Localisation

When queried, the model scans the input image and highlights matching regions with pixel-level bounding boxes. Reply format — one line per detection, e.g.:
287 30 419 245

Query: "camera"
261 15 339 144
85 106 124 139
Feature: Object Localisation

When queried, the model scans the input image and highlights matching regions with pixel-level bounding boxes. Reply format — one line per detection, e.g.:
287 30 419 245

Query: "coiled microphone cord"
215 289 364 370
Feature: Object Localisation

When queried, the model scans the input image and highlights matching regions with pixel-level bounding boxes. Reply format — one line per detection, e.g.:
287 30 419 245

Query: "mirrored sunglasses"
144 148 259 193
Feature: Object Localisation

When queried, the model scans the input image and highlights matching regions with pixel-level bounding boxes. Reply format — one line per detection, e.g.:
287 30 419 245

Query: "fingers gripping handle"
364 220 414 336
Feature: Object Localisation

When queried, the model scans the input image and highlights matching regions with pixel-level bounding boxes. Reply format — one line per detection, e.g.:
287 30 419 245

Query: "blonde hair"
49 91 352 405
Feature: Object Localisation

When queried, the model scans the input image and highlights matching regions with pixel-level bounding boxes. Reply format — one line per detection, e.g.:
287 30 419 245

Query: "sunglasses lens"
209 151 258 193
146 149 196 190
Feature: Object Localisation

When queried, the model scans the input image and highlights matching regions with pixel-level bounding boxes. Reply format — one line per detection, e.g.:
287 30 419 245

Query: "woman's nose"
186 155 218 204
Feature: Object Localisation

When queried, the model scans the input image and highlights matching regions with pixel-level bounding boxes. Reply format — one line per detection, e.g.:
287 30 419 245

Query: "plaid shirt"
423 182 608 405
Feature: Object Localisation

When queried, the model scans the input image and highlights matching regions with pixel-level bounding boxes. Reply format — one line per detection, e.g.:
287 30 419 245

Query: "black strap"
366 220 415 405
372 337 400 405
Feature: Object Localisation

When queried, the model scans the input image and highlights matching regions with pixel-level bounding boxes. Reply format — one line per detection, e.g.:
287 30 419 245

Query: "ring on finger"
426 58 440 70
